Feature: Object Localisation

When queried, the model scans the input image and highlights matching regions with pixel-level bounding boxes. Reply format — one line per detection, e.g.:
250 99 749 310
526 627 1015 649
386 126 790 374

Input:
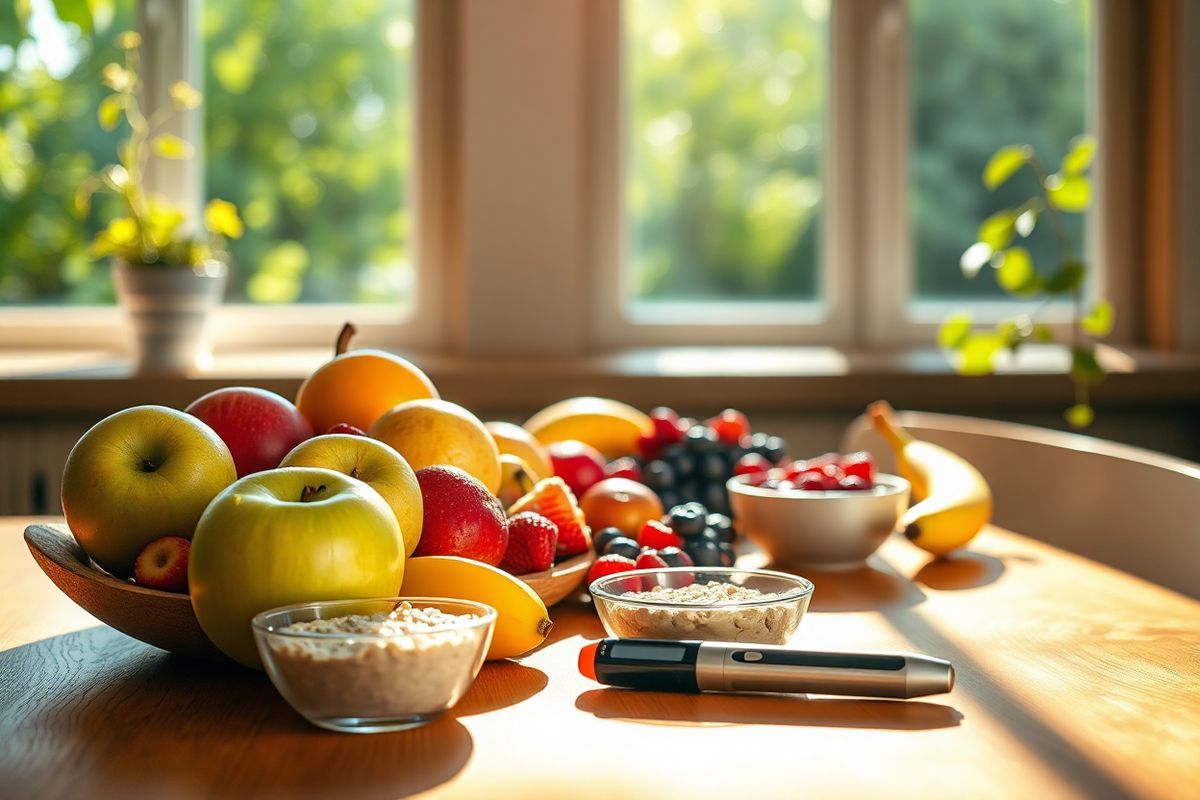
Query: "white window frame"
1 0 447 353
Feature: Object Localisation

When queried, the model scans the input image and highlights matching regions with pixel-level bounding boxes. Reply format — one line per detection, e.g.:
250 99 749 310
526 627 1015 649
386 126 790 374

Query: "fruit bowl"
24 523 223 659
727 473 911 570
515 551 595 606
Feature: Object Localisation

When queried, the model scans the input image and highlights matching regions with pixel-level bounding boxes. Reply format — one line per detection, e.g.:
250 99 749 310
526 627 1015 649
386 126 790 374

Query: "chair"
842 410 1200 598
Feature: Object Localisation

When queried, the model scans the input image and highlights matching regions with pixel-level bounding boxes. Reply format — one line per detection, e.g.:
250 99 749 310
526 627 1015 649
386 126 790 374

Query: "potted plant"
76 31 243 376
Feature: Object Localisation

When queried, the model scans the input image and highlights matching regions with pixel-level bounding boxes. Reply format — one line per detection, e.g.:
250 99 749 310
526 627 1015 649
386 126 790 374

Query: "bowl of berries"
727 452 909 570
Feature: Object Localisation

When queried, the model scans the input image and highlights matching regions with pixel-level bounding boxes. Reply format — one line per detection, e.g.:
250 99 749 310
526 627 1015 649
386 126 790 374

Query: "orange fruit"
370 399 502 493
296 323 438 433
579 478 664 539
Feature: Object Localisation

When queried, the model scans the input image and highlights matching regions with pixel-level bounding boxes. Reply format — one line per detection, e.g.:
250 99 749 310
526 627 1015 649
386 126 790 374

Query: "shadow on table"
575 688 961 730
783 556 928 613
912 551 1005 591
453 660 548 716
0 628 472 800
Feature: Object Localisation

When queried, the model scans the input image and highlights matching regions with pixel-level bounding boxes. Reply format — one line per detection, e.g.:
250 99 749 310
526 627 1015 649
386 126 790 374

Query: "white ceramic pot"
112 259 227 376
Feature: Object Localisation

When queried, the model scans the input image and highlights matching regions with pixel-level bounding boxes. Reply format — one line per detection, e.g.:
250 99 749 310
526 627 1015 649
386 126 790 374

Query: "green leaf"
959 242 992 278
1045 260 1085 294
151 134 194 159
1046 174 1091 212
983 145 1031 190
1070 346 1105 386
938 313 972 350
995 247 1041 296
51 0 93 32
1061 134 1097 175
1033 324 1054 342
97 95 122 131
957 333 1003 376
1081 299 1114 337
1015 207 1037 238
978 210 1016 251
1064 403 1094 429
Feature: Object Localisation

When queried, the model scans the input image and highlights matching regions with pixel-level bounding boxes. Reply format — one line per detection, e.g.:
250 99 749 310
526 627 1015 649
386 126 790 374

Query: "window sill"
0 344 1196 417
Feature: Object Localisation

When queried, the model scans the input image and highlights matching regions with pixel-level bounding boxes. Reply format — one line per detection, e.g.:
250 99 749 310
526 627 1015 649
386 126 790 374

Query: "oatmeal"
265 602 489 720
600 581 803 644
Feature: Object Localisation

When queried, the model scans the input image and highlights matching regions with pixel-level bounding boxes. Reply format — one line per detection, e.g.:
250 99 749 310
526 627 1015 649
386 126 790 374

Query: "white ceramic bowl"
727 473 910 570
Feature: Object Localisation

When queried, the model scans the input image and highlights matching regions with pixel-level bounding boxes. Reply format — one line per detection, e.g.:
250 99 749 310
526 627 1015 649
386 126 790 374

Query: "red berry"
326 423 366 436
707 409 750 446
782 460 808 480
838 475 871 491
840 451 875 483
500 512 559 574
587 554 637 586
775 480 797 491
638 519 684 550
818 463 845 490
656 546 694 567
634 549 669 570
734 453 772 477
649 407 686 446
797 472 826 491
807 452 840 470
605 457 642 482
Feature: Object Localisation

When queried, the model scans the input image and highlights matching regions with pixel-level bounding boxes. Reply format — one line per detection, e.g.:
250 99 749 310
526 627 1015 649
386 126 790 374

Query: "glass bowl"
252 597 496 734
589 567 814 645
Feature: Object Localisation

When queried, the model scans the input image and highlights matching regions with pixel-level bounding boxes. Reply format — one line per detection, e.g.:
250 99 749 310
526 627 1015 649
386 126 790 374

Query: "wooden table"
1 518 1197 799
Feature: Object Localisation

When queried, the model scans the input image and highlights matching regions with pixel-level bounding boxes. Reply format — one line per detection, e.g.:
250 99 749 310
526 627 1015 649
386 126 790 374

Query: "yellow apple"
189 467 404 668
369 399 502 493
485 421 553 481
61 405 237 578
279 434 424 556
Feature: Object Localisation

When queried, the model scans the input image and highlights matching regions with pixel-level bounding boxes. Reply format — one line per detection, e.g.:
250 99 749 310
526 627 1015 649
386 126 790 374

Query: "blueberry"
657 546 694 568
687 540 724 567
666 448 696 478
643 459 675 490
592 527 627 554
694 526 722 545
763 435 788 464
702 483 730 516
661 443 687 462
684 426 719 454
602 536 642 560
698 452 729 483
657 490 681 511
717 542 737 567
706 513 733 535
748 432 771 455
668 504 707 537
675 481 699 503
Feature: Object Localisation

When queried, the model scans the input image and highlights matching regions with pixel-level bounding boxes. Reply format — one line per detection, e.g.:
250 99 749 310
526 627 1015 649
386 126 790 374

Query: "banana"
523 397 653 459
868 402 992 556
497 454 537 508
400 555 553 660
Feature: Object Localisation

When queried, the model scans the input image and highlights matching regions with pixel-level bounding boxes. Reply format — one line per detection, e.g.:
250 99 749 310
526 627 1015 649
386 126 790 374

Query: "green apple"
280 433 424 556
189 466 405 668
61 405 237 578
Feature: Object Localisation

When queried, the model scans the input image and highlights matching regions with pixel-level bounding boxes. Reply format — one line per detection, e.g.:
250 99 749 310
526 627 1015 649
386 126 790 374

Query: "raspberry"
838 476 871 491
840 451 875 484
638 519 684 550
587 554 637 587
818 463 845 490
499 512 559 574
634 549 669 570
707 409 750 446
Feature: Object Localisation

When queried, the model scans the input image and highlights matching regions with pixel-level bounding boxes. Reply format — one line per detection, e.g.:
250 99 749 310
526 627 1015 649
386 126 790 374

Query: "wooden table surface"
1 517 1197 800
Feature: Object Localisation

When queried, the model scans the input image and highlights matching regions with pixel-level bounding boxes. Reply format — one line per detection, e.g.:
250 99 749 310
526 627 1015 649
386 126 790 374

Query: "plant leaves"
983 145 1031 190
1070 346 1105 386
938 313 973 350
995 247 1041 295
1033 324 1054 342
958 333 1002 376
1046 174 1091 212
97 94 122 131
1064 403 1094 429
959 242 992 278
152 134 194 159
977 210 1016 251
1061 134 1097 175
1015 207 1037 237
205 198 244 239
1081 298 1114 337
1044 260 1085 294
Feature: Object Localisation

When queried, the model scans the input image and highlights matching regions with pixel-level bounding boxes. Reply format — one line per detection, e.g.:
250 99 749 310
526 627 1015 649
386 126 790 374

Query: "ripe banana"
523 397 653 460
400 555 553 660
869 402 992 556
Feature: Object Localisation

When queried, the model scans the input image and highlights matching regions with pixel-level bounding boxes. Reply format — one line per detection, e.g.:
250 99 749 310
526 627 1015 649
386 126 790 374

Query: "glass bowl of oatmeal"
252 597 497 733
589 567 813 645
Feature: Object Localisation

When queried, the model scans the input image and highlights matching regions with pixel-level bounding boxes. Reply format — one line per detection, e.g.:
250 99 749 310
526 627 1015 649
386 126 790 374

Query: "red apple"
413 465 508 565
327 423 366 436
185 387 314 477
547 440 606 498
133 536 190 593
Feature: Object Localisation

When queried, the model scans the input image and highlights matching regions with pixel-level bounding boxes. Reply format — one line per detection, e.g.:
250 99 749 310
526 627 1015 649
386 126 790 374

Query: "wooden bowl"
24 523 223 659
517 550 596 607
25 523 594 659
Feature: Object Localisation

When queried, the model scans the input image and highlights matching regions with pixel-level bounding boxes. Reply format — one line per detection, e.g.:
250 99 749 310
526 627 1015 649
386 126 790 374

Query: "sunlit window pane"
203 0 414 306
910 0 1091 301
0 0 136 306
626 0 827 306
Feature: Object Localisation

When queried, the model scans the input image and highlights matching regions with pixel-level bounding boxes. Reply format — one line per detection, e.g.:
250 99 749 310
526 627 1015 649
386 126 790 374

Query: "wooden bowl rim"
516 550 595 582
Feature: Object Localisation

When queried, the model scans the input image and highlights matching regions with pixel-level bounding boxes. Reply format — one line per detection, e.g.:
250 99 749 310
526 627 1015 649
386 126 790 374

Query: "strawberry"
638 519 683 551
507 476 592 558
500 512 559 575
586 554 637 587
634 549 669 570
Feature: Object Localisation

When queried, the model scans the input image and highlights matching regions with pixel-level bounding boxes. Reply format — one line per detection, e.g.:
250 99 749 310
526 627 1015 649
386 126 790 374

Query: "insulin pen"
578 639 954 699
